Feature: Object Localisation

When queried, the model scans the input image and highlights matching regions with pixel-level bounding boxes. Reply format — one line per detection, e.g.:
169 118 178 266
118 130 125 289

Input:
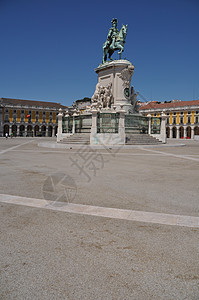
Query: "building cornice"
140 105 199 113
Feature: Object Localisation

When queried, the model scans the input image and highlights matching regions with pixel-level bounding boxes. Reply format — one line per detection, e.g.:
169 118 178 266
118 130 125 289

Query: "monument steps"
125 134 162 145
62 134 90 145
60 133 161 145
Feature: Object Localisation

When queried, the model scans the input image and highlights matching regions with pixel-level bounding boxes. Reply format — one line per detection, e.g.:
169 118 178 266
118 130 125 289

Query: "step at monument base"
61 134 90 145
125 134 161 145
60 133 161 145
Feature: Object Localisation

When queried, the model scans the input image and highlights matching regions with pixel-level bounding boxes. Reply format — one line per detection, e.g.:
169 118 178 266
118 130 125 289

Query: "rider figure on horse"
102 18 127 63
103 18 119 54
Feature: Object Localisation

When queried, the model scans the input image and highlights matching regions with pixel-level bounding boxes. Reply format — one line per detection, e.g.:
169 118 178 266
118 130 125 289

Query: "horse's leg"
108 49 114 61
117 44 123 55
103 48 107 63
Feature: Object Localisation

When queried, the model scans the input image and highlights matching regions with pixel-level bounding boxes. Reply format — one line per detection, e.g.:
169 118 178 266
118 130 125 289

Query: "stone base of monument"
56 59 167 145
92 60 135 113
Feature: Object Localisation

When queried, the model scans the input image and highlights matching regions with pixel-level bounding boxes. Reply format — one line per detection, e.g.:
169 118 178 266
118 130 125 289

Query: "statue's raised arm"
102 18 127 64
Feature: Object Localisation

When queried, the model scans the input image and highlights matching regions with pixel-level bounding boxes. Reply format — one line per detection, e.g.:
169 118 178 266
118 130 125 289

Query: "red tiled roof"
0 97 66 109
139 100 199 110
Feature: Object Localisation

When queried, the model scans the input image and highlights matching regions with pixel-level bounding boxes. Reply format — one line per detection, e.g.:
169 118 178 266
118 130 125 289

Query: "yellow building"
0 98 66 137
139 100 199 139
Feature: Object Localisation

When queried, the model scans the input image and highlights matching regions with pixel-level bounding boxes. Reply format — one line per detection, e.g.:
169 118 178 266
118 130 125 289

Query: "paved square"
0 138 198 299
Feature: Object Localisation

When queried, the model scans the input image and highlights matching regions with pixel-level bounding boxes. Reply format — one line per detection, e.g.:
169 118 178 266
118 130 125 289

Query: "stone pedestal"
94 60 135 113
57 109 63 142
160 112 167 143
147 114 151 135
118 109 125 140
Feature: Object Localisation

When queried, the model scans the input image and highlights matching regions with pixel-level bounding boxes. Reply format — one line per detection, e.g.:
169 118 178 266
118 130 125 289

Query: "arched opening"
34 125 40 137
194 126 199 136
186 126 191 139
48 125 53 137
54 126 58 137
3 124 9 136
179 126 184 138
172 127 176 138
12 125 17 137
27 125 33 137
166 127 170 138
41 125 46 137
19 125 25 137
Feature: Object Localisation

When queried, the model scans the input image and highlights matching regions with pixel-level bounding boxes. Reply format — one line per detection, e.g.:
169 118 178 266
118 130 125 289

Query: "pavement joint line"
8 149 165 156
8 149 199 158
0 193 198 228
0 140 34 155
139 147 199 162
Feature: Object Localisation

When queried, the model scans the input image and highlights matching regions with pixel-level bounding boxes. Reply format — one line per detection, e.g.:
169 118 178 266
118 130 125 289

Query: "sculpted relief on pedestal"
119 65 134 89
91 83 113 109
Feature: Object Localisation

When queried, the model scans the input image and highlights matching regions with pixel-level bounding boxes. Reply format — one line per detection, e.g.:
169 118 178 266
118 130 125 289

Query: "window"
167 113 169 116
5 109 8 113
29 110 31 114
188 111 191 114
154 113 157 116
36 111 39 115
43 111 46 115
49 117 52 123
196 111 198 114
5 115 9 122
180 117 183 124
180 111 183 115
173 112 176 115
195 116 198 124
187 116 191 124
49 112 52 116
13 115 16 122
166 117 169 125
21 110 24 114
14 110 16 113
173 117 176 124
36 116 39 122
21 116 24 122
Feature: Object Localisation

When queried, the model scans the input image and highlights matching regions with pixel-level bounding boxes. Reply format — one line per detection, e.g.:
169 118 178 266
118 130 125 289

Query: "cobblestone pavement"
0 137 198 299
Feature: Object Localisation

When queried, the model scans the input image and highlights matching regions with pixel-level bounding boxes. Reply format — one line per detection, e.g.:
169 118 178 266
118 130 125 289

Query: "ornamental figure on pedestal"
102 18 128 63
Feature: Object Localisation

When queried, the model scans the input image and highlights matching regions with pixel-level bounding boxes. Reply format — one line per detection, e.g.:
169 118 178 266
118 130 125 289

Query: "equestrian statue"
102 18 127 64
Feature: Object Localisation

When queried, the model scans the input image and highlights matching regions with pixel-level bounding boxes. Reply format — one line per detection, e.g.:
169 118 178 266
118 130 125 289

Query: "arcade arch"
166 127 170 138
12 124 17 136
27 125 33 137
41 125 46 137
194 126 199 136
186 126 191 139
3 124 9 136
179 126 184 138
34 125 40 137
48 125 53 137
172 127 176 138
19 125 25 137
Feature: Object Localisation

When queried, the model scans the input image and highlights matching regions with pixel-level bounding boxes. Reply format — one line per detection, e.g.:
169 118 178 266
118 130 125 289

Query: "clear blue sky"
0 0 199 105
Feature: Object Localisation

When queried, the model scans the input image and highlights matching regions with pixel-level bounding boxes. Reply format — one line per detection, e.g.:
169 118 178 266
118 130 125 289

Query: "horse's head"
118 24 127 41
122 24 128 35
